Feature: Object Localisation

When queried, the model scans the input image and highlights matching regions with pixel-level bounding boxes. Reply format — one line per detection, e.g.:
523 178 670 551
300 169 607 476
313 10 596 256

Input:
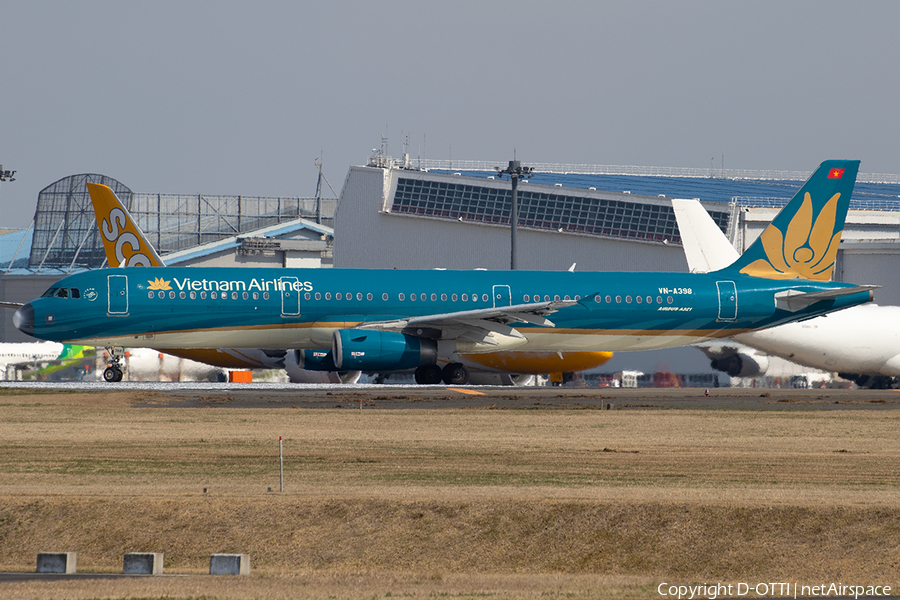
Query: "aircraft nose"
12 303 34 336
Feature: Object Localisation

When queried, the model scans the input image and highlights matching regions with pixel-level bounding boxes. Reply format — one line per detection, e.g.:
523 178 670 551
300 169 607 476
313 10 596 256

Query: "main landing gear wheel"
441 363 470 385
103 365 123 382
414 364 443 385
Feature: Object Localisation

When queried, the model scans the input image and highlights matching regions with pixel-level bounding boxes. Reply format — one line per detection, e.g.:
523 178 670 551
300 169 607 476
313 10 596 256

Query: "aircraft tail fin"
671 198 740 273
57 344 87 360
718 160 859 280
85 183 166 267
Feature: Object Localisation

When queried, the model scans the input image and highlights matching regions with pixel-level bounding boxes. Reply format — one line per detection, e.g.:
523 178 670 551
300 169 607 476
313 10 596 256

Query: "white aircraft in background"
672 198 899 388
0 342 82 379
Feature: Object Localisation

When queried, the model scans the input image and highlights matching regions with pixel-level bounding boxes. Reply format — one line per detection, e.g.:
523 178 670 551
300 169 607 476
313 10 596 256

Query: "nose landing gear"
103 347 125 382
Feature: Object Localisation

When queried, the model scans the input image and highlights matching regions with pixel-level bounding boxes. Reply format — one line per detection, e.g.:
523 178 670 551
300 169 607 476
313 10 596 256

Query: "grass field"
1 388 898 599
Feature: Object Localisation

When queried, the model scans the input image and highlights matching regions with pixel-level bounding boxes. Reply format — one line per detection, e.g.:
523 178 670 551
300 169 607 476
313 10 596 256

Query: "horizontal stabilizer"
775 285 878 312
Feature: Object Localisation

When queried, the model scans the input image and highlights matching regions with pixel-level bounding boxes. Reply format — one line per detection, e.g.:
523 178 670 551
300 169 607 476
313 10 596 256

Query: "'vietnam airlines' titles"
164 277 313 293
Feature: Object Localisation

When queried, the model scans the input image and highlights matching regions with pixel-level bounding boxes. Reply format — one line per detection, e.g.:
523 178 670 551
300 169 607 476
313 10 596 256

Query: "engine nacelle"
333 329 437 371
296 349 339 371
710 350 770 378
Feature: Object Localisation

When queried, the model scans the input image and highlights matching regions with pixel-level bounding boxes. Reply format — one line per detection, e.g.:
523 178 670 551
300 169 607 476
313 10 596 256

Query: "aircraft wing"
775 285 879 312
356 299 580 345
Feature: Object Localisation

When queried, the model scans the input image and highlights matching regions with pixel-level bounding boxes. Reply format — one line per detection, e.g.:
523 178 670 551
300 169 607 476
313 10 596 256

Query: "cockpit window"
41 287 59 298
54 288 69 299
71 288 81 299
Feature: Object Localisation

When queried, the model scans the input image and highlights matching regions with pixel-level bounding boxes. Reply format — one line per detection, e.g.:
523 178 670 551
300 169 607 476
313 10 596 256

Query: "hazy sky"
2 0 898 228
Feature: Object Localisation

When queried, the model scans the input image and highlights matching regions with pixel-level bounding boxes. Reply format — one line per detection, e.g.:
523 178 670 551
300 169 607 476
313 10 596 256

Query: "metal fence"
27 174 335 271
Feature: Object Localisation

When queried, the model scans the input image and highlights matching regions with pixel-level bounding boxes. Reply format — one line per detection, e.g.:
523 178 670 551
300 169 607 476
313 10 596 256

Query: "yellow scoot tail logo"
739 192 842 280
85 183 165 267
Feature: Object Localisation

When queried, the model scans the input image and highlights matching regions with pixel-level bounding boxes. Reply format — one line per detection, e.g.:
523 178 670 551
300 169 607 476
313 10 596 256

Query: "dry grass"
1 390 899 599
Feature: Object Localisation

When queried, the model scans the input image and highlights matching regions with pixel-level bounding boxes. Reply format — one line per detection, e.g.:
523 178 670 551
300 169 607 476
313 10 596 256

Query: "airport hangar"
2 161 900 377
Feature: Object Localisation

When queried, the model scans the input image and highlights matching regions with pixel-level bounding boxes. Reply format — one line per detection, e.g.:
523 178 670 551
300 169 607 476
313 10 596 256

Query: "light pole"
0 165 15 216
494 160 533 270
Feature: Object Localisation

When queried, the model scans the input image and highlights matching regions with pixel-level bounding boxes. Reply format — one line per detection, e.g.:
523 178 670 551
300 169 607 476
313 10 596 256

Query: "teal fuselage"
18 266 872 353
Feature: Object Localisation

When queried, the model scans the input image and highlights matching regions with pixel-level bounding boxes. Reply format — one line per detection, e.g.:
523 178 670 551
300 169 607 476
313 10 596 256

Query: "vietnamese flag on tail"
828 168 845 179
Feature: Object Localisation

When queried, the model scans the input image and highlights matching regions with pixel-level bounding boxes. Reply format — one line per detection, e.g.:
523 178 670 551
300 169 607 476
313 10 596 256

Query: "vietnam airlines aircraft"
672 194 900 387
82 182 612 383
12 160 875 385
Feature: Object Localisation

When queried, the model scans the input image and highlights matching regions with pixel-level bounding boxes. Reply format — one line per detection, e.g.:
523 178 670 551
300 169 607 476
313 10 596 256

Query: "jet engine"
708 348 770 378
333 329 438 371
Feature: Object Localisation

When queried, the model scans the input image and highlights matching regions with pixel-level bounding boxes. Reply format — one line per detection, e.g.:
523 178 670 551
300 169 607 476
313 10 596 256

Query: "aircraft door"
716 280 737 322
280 276 301 317
492 285 512 308
108 274 128 315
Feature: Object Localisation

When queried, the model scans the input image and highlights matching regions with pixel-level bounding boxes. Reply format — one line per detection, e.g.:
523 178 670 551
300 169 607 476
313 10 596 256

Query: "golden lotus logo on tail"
147 277 172 291
739 192 842 280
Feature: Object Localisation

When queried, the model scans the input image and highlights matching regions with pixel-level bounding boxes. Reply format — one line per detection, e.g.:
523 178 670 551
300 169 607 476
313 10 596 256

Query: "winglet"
719 160 859 280
86 183 166 267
